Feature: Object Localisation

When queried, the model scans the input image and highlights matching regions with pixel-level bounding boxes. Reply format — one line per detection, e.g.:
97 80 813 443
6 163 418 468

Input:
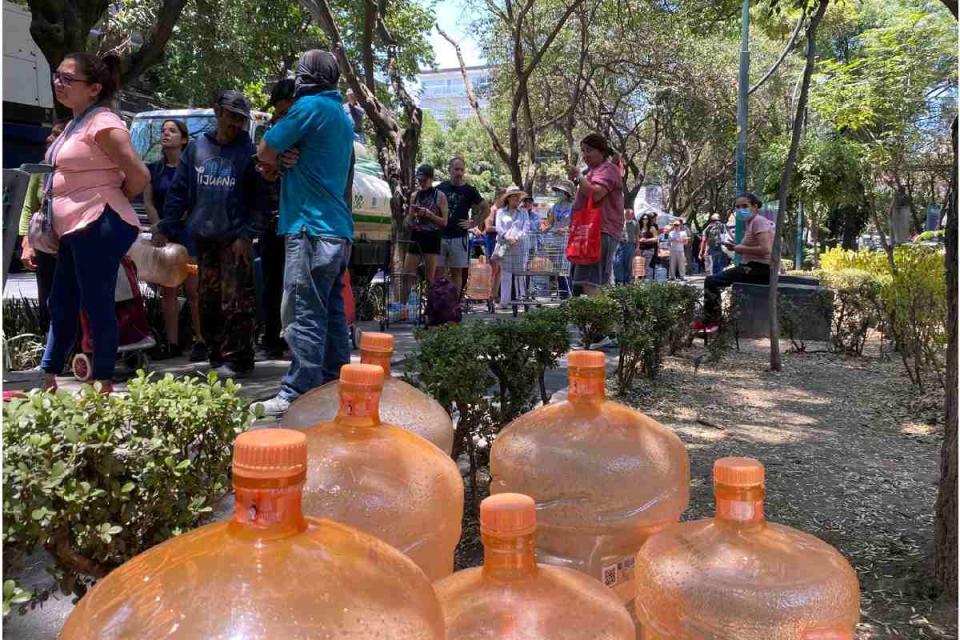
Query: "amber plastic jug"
59 429 446 639
634 457 860 639
490 350 690 607
128 238 196 287
302 363 464 581
436 493 636 640
632 254 647 279
465 256 493 300
284 332 454 454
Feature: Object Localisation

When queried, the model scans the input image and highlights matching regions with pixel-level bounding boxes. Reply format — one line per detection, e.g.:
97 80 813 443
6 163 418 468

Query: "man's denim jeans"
279 233 352 401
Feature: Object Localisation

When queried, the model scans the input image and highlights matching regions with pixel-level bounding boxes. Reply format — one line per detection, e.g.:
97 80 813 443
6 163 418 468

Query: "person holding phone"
693 192 774 332
403 164 448 285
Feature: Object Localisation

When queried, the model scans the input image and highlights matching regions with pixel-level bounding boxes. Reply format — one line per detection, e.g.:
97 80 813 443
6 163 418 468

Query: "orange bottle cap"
360 332 394 354
713 457 765 487
481 493 536 537
233 429 307 482
568 350 605 369
339 363 385 386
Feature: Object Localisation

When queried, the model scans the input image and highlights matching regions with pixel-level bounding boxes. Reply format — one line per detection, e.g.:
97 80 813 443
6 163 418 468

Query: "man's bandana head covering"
295 49 341 98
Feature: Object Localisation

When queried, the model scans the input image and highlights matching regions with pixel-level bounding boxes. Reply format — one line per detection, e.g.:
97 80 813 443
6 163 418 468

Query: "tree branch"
748 14 805 96
121 0 189 85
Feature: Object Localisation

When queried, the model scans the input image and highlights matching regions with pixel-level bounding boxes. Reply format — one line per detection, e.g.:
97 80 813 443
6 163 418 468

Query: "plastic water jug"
127 238 196 287
436 493 636 639
301 363 464 581
466 256 493 300
284 332 455 454
634 457 860 639
60 429 445 639
490 350 690 608
632 254 647 279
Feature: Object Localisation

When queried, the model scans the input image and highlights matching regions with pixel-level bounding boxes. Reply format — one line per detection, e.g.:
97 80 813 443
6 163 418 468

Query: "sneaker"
213 363 253 380
151 342 183 361
189 342 209 363
691 319 706 332
257 394 291 417
589 336 616 350
703 322 721 334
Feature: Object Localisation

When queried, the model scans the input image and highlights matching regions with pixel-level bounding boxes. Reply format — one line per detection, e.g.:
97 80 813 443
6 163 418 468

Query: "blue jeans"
614 241 636 285
279 233 352 401
710 250 729 275
41 207 138 380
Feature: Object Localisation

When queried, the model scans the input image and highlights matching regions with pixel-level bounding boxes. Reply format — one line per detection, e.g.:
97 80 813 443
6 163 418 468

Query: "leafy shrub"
609 281 698 393
820 245 889 274
820 269 886 355
564 294 617 348
3 372 252 608
2 298 45 371
777 288 835 353
915 229 944 243
515 307 570 405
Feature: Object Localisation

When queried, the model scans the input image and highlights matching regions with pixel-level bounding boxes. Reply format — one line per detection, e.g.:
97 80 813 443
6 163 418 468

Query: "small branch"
748 15 805 96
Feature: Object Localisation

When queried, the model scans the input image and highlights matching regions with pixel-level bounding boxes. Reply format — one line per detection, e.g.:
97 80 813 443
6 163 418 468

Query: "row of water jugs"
61 334 860 639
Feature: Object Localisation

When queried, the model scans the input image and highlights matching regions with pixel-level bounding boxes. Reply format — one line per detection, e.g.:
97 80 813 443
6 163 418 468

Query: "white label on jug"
601 555 636 588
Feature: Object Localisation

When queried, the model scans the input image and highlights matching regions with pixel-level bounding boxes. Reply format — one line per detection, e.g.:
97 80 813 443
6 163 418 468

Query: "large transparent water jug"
284 331 454 454
465 256 493 300
128 238 196 287
436 493 636 639
301 363 464 581
60 429 445 639
490 350 690 607
634 457 860 639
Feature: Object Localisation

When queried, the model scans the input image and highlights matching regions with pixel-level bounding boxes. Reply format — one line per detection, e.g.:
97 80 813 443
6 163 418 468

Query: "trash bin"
2 169 31 290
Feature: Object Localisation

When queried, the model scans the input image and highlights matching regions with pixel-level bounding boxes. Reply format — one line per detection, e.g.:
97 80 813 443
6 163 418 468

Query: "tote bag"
566 191 601 265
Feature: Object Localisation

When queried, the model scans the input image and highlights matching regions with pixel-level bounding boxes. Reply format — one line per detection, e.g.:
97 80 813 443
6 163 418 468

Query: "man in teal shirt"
256 49 355 416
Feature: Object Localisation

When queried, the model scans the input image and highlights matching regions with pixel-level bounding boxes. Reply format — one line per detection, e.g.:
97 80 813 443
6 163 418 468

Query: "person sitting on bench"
693 192 773 333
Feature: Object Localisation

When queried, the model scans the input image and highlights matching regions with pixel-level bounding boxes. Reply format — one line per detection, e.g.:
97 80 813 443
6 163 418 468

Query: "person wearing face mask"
693 192 774 332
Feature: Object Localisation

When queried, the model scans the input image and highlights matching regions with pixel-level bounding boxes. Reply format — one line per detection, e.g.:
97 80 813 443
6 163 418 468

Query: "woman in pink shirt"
39 52 150 392
567 133 624 297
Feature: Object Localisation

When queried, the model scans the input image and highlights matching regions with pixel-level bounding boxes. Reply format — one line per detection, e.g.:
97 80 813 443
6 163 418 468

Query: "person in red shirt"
694 192 774 332
567 133 624 297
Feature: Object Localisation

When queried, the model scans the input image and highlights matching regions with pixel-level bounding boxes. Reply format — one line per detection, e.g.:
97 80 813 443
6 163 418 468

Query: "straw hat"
496 185 528 208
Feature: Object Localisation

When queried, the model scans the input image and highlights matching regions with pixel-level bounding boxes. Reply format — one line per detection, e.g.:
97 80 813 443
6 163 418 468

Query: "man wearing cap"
436 156 487 295
700 213 728 275
256 49 356 417
667 219 688 281
158 89 269 378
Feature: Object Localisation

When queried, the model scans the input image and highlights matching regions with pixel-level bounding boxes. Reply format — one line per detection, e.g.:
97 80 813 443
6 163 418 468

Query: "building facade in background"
417 66 491 129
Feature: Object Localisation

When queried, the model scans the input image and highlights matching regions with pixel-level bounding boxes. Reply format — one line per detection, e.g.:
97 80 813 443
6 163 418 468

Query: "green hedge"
3 373 253 609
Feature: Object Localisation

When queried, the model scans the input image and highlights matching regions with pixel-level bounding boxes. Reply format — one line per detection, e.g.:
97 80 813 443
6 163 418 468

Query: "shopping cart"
379 239 425 331
505 229 571 316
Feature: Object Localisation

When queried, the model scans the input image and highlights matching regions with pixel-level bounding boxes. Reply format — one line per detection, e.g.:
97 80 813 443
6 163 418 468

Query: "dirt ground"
456 336 955 639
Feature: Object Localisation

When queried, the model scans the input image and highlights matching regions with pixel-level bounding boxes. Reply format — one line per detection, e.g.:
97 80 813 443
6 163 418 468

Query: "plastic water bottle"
284 332 455 454
301 363 464 581
127 238 196 287
634 457 860 639
490 350 690 621
60 429 445 639
436 493 636 639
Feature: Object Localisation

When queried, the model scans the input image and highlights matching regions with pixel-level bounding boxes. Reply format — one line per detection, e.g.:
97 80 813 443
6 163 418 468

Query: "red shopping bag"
566 191 602 265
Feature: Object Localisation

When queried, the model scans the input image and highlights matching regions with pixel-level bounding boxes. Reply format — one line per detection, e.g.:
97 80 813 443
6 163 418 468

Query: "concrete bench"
730 282 833 341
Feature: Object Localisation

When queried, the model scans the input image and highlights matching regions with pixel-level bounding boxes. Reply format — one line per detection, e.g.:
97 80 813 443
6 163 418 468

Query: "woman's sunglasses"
52 71 91 87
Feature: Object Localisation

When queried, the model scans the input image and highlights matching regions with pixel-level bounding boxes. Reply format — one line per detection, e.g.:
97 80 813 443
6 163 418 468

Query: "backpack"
425 277 462 327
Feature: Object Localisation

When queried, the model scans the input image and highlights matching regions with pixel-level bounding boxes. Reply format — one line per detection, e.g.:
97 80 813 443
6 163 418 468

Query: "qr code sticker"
602 564 618 587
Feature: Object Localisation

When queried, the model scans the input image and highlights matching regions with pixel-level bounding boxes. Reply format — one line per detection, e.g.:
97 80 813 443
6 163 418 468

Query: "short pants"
439 235 470 268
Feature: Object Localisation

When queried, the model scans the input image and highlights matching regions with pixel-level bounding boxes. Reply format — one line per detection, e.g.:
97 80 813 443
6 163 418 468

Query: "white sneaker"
257 395 291 417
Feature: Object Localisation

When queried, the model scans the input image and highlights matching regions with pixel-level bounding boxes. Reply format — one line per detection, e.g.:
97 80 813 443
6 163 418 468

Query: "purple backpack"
425 277 462 326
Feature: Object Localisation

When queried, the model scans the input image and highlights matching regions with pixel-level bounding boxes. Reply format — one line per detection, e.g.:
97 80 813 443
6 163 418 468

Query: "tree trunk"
768 0 828 372
934 115 957 598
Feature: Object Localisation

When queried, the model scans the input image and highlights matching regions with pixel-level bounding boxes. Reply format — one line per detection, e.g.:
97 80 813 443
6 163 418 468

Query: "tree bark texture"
934 115 957 598
768 0 828 372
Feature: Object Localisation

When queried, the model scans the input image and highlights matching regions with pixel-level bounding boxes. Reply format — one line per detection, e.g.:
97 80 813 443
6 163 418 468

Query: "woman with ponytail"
40 52 151 392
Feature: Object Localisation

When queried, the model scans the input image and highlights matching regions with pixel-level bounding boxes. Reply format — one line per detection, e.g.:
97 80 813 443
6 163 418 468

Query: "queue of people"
20 46 764 417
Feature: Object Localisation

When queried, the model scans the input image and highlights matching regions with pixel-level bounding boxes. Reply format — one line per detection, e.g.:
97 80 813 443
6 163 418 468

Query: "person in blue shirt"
157 90 269 378
255 49 355 416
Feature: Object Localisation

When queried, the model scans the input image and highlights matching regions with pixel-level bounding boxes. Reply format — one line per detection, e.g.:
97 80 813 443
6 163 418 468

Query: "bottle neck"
360 350 392 376
482 533 538 580
228 480 308 541
568 367 605 403
714 484 766 528
335 383 382 428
